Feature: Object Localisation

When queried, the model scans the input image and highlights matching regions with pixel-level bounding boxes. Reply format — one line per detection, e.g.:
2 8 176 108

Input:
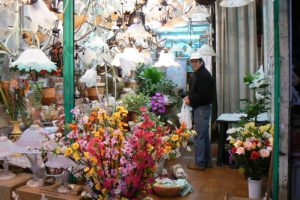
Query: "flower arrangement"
122 93 150 113
0 78 29 121
240 67 270 124
150 92 166 114
56 106 194 199
226 122 274 180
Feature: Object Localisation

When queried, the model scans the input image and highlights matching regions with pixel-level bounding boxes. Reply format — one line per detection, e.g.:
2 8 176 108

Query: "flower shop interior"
0 0 296 200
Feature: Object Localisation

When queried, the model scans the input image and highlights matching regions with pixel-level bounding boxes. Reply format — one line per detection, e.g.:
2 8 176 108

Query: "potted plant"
122 93 150 121
226 122 273 199
0 78 29 141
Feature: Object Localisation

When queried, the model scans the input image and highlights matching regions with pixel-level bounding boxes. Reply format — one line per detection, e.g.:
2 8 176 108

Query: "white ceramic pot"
248 178 262 199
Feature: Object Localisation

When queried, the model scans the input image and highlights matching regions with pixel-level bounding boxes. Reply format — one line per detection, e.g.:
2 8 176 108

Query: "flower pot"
10 120 22 142
42 87 55 105
248 178 262 199
87 87 104 101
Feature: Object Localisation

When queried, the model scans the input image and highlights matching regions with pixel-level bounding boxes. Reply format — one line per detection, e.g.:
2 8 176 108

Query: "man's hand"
183 96 191 105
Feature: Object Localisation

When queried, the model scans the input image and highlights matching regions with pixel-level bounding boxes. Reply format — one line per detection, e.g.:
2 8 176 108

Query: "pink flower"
236 147 245 155
259 149 271 158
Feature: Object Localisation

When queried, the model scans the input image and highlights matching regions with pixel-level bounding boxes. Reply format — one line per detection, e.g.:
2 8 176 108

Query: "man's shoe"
187 163 206 171
206 164 213 168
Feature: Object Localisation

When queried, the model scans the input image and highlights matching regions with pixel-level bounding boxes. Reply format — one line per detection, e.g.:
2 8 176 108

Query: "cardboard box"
0 173 32 200
16 183 83 200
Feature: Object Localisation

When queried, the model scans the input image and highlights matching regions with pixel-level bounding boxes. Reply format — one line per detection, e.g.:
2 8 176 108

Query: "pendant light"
220 0 251 7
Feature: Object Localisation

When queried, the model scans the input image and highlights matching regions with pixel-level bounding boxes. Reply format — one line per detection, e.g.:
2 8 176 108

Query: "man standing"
184 52 215 171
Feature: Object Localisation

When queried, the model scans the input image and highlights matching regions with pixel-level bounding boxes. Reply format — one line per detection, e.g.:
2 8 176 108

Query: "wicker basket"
152 183 182 197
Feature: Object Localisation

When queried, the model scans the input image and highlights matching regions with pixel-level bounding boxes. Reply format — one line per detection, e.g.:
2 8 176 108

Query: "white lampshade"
45 154 76 169
0 136 15 158
14 124 46 154
154 52 179 67
10 47 57 72
111 53 122 67
120 24 151 40
79 68 97 88
220 0 251 7
185 5 209 21
197 44 216 56
0 136 16 180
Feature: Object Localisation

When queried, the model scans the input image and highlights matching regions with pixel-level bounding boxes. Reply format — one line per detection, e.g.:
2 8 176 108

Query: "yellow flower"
64 147 73 156
90 156 98 166
171 135 179 141
234 140 243 148
112 112 121 119
242 129 250 136
270 125 274 135
259 124 271 133
55 147 61 154
86 167 95 177
84 167 90 172
228 136 235 144
147 144 154 152
72 142 79 149
84 152 90 159
95 184 101 190
93 131 100 137
245 122 256 130
73 153 80 161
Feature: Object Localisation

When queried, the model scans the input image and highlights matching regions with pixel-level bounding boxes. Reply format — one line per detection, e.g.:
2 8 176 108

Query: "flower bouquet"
0 78 29 120
226 122 274 180
56 106 194 199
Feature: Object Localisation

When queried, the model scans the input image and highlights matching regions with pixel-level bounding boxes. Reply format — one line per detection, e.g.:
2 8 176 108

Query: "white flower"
186 146 191 152
259 149 270 158
255 92 264 100
236 147 245 155
263 132 272 139
267 146 273 152
226 128 238 134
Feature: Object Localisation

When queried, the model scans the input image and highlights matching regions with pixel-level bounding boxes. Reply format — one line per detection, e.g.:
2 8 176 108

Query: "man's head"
190 52 204 71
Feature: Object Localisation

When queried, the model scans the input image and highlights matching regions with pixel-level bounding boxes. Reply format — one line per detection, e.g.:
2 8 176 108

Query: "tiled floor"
150 144 248 200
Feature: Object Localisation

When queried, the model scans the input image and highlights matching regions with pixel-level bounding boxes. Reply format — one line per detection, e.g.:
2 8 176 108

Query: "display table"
0 172 32 200
16 183 83 200
216 113 269 166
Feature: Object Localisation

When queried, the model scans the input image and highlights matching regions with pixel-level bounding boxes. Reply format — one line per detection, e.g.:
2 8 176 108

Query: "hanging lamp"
10 46 57 72
220 0 251 7
198 44 216 56
154 51 179 67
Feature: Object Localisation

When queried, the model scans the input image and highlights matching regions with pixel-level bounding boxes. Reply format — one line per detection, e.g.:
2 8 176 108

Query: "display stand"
16 182 83 200
0 172 32 200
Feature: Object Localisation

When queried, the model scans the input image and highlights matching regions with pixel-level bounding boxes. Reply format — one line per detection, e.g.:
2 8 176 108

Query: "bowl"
153 183 182 197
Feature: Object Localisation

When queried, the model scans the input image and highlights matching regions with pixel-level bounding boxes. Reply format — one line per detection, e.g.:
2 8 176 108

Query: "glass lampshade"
10 47 57 72
220 0 251 7
154 52 179 67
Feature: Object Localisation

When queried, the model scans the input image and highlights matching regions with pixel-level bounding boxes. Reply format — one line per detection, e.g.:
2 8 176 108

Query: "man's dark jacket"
188 66 215 109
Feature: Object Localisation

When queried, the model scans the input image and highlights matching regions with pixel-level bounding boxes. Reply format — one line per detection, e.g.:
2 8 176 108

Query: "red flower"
250 151 260 160
231 147 237 154
139 107 148 112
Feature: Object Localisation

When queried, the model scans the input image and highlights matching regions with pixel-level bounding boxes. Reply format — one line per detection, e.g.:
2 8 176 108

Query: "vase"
87 86 104 100
10 120 22 142
248 178 262 199
42 87 55 105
